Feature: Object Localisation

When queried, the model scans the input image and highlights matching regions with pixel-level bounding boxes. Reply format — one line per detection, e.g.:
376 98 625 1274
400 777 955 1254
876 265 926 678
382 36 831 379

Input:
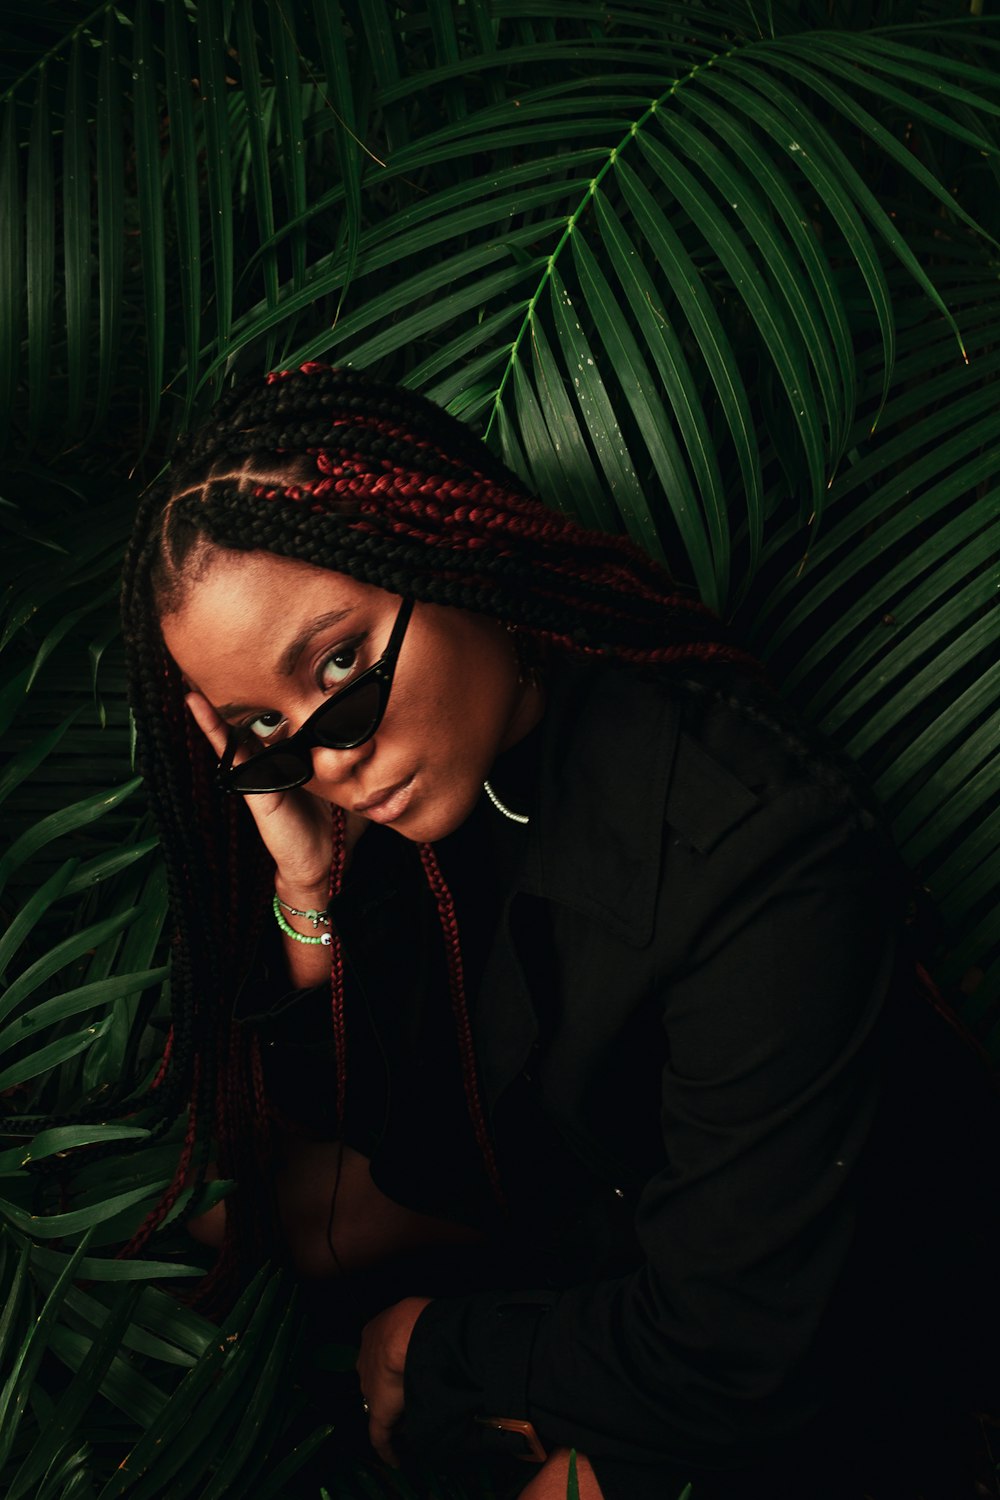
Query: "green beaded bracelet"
274 894 330 928
273 893 332 946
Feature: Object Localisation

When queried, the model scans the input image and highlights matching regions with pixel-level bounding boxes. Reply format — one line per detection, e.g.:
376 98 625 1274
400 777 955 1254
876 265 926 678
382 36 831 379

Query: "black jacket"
249 660 993 1498
395 661 906 1496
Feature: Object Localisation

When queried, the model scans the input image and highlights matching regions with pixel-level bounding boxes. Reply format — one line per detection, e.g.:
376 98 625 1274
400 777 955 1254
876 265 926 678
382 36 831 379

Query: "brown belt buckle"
476 1416 547 1462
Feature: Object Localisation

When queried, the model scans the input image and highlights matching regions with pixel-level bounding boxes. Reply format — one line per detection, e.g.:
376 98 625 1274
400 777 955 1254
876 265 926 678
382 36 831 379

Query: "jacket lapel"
476 664 681 1113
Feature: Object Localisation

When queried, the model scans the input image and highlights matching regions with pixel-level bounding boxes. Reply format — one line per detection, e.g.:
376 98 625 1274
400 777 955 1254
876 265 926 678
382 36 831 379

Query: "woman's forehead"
159 552 387 687
171 550 375 618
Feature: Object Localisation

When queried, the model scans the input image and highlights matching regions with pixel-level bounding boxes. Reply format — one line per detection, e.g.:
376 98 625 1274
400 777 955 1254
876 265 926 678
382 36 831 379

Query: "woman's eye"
234 638 364 745
320 642 360 691
245 710 286 743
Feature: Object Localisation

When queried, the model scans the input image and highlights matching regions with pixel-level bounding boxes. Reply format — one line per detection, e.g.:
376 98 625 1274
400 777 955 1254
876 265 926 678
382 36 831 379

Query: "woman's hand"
357 1296 432 1467
185 691 339 893
356 1298 605 1496
185 691 368 984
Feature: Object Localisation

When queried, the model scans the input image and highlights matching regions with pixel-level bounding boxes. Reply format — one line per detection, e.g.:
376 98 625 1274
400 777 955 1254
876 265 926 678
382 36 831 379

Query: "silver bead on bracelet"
274 893 330 928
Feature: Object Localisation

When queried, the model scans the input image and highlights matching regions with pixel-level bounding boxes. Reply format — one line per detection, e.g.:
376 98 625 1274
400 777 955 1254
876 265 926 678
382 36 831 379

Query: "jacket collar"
517 662 681 948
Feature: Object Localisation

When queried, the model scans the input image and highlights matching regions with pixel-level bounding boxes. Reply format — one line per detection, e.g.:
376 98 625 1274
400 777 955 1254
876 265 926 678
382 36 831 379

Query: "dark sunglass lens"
228 748 309 794
315 680 382 748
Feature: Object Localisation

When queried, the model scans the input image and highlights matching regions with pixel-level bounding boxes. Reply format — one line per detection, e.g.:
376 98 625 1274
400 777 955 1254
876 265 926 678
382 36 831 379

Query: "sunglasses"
217 596 414 795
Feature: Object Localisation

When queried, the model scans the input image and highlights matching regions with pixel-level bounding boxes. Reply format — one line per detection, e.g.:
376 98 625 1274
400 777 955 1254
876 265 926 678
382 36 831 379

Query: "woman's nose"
308 738 375 786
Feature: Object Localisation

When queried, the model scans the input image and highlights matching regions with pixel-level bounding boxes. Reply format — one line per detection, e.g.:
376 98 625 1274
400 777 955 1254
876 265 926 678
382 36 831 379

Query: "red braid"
150 1025 174 1090
418 844 504 1207
327 810 349 1133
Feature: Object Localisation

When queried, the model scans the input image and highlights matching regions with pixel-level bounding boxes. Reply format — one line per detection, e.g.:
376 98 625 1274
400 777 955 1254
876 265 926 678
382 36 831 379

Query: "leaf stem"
485 51 724 437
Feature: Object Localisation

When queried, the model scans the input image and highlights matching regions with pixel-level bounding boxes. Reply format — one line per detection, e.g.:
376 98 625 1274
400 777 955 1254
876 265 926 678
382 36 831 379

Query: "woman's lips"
353 775 415 824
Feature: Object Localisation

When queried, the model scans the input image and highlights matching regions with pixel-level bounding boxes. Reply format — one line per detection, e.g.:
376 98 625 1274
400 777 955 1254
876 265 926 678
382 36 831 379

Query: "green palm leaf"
0 96 22 451
1 7 999 1493
0 1231 93 1470
94 8 124 434
5 1282 143 1500
163 0 201 429
62 31 91 440
234 4 280 369
26 64 54 450
133 0 166 437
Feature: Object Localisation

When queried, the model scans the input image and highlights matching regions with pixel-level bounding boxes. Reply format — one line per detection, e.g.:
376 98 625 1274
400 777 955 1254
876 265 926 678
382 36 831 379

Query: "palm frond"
1 9 998 1492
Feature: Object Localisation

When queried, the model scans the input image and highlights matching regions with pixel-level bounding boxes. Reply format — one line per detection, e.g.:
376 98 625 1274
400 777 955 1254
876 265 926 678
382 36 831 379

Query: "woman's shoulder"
532 659 906 958
669 665 883 832
549 656 884 848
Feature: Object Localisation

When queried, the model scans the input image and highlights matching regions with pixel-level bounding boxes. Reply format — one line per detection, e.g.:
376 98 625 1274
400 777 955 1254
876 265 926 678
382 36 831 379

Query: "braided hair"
88 364 755 1279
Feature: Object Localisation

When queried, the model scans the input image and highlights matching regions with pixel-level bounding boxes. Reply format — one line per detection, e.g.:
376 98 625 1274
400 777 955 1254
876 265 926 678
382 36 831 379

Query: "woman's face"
159 550 543 842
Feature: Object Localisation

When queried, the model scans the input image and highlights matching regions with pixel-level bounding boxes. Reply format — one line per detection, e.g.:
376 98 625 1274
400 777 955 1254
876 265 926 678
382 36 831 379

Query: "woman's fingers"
183 691 332 882
184 690 231 760
185 690 287 818
357 1299 432 1470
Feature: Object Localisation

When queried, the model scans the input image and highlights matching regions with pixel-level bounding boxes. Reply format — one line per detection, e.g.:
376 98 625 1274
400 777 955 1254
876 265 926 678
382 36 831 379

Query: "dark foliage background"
0 2 997 1495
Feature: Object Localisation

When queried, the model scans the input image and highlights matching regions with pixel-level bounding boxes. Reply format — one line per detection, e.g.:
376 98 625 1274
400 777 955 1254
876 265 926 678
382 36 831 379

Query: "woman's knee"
274 1139 483 1277
185 1139 482 1276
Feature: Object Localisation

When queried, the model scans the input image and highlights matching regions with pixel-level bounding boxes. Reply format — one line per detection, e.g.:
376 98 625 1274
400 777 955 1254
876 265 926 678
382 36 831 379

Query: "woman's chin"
387 787 480 845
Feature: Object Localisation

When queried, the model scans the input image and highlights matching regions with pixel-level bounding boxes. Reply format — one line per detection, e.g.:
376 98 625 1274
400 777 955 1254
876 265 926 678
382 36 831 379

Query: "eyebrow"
214 606 356 719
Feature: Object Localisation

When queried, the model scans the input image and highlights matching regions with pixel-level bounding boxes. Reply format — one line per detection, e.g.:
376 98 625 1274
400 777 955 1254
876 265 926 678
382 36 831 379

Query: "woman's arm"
185 690 368 987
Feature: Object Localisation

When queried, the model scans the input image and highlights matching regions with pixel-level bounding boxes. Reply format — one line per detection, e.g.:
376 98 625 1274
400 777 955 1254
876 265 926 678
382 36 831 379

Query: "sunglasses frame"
216 595 414 795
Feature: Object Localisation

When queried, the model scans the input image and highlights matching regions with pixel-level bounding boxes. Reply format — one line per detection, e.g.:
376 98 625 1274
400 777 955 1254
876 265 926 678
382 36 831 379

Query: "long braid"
99 497 275 1277
327 811 349 1136
150 1026 174 1090
5 362 754 1293
419 844 503 1207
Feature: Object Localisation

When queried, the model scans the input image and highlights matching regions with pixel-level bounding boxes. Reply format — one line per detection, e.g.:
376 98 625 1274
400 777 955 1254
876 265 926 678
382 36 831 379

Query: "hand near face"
357 1297 432 1467
184 690 348 896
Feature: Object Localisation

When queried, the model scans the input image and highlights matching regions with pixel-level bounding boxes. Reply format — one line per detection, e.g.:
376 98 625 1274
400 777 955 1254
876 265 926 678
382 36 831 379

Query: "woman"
121 363 991 1499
